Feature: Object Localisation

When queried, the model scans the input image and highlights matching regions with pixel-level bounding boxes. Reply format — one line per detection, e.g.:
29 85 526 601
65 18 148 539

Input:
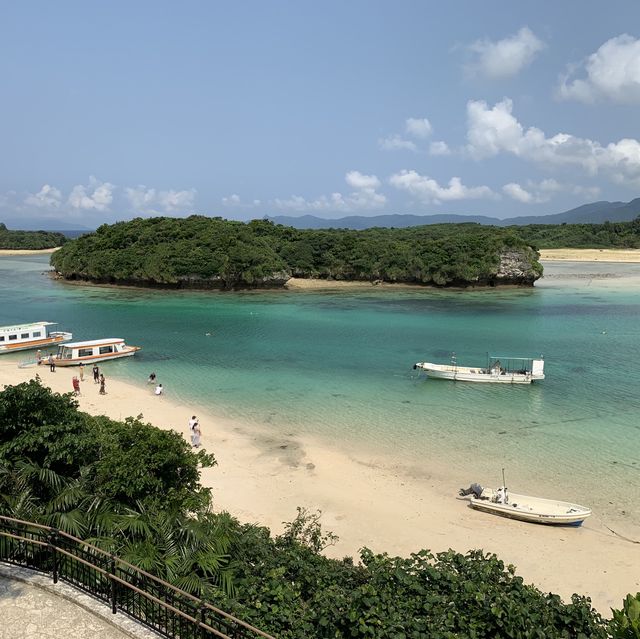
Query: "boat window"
99 345 113 354
63 349 72 359
8 335 17 341
0 336 4 342
78 348 94 357
33 331 41 337
21 333 30 339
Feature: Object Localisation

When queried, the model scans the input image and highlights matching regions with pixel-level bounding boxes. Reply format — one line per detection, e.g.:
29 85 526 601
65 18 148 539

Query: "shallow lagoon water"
2 255 639 534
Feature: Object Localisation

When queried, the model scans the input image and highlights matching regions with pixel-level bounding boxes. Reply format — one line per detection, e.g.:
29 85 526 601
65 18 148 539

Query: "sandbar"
540 248 640 262
0 359 637 614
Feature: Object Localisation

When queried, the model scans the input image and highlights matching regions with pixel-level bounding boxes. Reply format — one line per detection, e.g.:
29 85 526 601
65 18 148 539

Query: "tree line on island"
1 379 638 638
0 223 67 250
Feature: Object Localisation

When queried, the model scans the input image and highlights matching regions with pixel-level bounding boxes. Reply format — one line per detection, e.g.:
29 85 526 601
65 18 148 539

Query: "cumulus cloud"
221 194 262 208
389 170 495 204
466 98 640 185
429 141 451 156
503 179 601 204
125 185 196 214
559 34 640 103
468 27 545 79
273 171 386 212
24 184 63 209
378 135 417 151
68 177 114 211
405 117 432 138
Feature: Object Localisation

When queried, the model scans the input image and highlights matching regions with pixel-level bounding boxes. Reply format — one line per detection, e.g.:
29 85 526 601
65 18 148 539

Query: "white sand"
540 248 640 263
0 248 59 256
0 359 637 614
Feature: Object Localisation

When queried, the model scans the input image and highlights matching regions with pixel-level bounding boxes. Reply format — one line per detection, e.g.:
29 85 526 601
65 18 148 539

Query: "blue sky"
2 1 640 228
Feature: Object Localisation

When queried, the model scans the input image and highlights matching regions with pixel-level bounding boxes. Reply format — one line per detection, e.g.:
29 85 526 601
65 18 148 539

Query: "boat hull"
54 347 140 366
466 492 591 526
0 333 73 354
415 363 543 384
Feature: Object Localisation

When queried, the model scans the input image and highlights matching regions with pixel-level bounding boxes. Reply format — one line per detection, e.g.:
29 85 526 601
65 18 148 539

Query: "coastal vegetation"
1 379 634 638
511 217 640 249
50 216 542 289
0 223 67 250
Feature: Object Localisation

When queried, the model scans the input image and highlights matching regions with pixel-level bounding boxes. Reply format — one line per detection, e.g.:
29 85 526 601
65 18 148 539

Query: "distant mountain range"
266 198 640 230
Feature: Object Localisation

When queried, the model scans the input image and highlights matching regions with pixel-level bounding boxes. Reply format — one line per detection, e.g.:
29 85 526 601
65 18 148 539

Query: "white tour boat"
0 322 72 353
414 354 544 384
54 338 141 366
458 483 591 526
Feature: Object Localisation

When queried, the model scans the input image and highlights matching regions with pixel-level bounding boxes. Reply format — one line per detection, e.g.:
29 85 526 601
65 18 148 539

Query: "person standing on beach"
48 355 56 372
72 376 81 396
93 364 100 383
36 350 42 365
188 416 199 447
192 421 201 448
79 362 85 382
154 383 163 396
99 374 106 395
147 372 156 384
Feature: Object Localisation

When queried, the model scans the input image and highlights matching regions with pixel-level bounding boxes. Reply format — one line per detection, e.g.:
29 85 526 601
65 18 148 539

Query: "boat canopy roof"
0 321 57 332
62 338 125 348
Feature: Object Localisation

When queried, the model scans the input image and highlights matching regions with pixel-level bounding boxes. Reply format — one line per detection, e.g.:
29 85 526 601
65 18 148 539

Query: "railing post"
110 558 117 614
47 529 59 584
199 605 208 639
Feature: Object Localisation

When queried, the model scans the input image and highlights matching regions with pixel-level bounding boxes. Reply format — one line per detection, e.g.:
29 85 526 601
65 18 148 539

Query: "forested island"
0 223 66 249
50 216 542 289
2 379 636 638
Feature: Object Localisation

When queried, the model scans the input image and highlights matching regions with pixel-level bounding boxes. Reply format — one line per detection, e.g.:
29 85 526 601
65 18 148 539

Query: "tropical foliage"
0 223 66 249
1 379 630 637
50 216 542 288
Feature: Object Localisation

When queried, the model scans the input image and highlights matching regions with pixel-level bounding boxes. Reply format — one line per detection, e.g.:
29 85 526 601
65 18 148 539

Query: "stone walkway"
0 565 160 639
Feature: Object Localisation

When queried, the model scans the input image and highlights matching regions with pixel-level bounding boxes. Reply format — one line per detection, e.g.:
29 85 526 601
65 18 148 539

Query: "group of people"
188 415 201 448
148 372 163 396
70 362 105 395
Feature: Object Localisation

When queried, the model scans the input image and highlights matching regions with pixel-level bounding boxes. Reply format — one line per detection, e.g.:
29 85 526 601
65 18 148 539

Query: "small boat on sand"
458 483 591 526
414 353 545 384
0 321 72 353
54 338 141 366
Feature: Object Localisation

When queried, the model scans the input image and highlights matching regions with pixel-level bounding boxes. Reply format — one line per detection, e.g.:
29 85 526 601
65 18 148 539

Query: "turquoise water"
2 255 640 533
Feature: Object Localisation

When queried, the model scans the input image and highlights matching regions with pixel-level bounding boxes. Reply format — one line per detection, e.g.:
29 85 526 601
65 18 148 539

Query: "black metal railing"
0 515 275 639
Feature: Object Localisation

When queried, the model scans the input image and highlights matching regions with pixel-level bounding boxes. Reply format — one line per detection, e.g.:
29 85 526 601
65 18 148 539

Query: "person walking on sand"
78 362 85 382
93 364 100 384
99 374 106 395
72 376 81 396
48 355 56 372
189 415 199 446
154 383 163 396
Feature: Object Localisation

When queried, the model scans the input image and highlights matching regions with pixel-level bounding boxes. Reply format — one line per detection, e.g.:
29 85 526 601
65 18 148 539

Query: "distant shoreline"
539 248 640 263
0 247 60 256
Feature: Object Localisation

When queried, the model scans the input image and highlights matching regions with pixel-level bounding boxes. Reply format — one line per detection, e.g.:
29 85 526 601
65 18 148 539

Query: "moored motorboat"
54 338 141 366
458 483 591 526
414 353 544 384
0 321 72 353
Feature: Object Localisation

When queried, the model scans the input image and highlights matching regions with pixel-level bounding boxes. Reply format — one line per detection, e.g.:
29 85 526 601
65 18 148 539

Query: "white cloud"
503 179 601 204
273 171 386 212
68 177 114 211
468 27 545 79
389 170 495 204
559 34 640 103
125 185 196 214
378 135 417 151
429 141 451 156
466 98 640 185
222 194 241 206
24 184 63 209
405 117 432 138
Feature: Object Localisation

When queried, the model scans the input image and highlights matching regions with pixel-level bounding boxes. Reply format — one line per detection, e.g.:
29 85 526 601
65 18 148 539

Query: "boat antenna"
501 467 506 490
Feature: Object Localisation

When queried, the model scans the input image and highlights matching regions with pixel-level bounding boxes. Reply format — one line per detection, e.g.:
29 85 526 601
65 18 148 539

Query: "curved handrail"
0 515 275 639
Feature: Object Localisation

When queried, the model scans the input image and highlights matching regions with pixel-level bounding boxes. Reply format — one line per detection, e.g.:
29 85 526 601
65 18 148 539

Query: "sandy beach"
540 248 640 262
0 248 59 256
0 358 637 614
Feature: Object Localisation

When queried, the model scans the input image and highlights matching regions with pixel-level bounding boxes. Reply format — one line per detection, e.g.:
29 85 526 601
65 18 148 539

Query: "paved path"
0 565 159 639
